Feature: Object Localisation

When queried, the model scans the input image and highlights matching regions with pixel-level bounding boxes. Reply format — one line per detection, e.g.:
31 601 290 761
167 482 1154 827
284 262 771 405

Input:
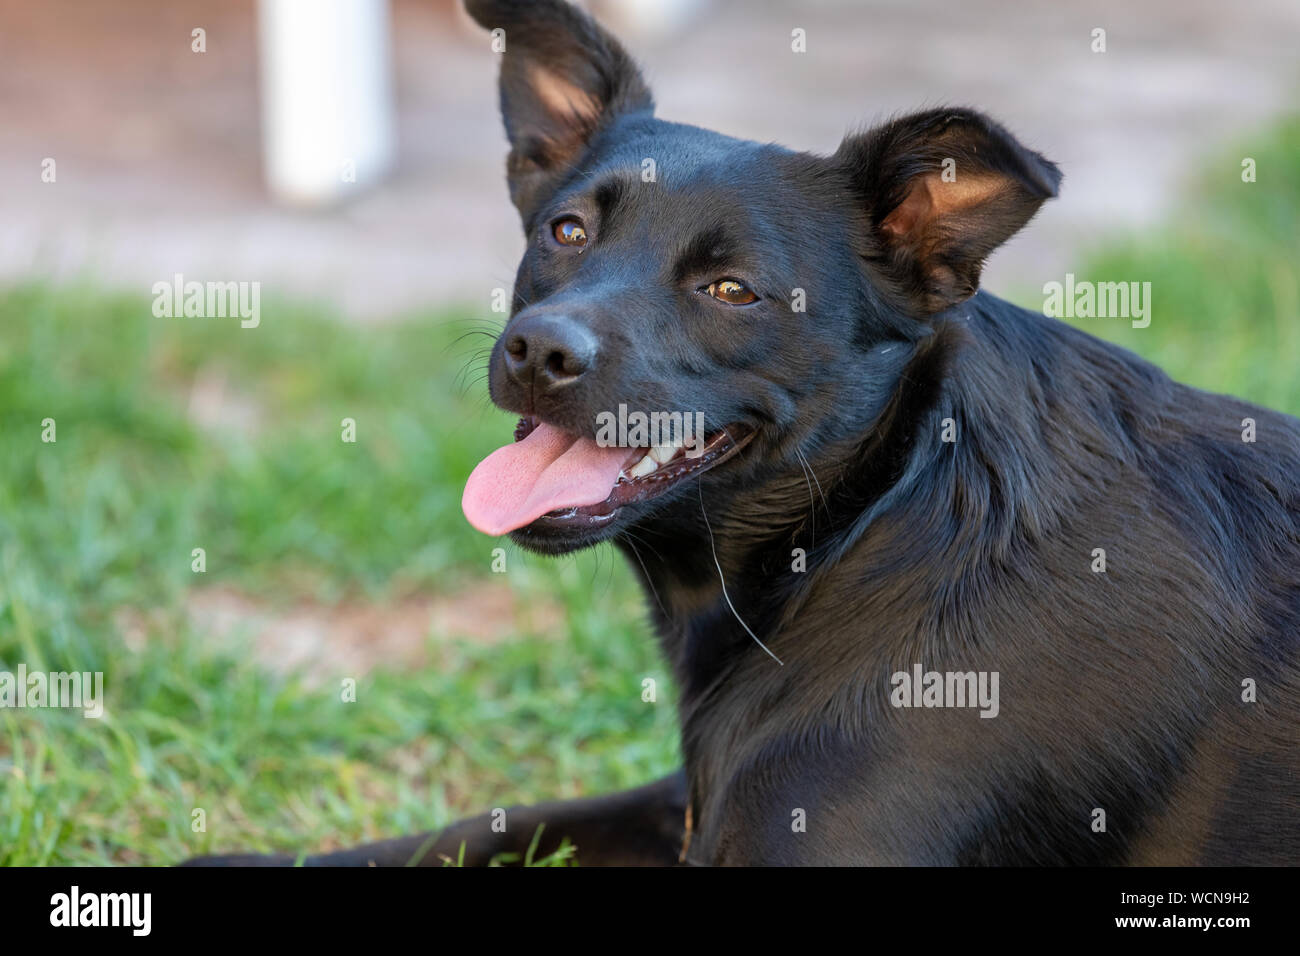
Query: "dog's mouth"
462 416 755 536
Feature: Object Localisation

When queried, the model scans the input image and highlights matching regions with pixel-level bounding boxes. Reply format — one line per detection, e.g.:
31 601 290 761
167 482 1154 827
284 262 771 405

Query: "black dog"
192 0 1299 866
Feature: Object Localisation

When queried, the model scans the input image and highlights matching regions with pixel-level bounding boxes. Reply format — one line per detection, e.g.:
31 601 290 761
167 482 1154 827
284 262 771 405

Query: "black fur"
187 0 1300 866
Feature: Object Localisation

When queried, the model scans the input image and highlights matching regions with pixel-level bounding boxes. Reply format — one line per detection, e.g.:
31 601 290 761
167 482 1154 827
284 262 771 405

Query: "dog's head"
461 0 1060 555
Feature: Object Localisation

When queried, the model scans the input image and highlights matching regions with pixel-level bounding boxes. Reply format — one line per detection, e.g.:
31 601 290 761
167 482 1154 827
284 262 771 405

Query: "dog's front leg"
181 771 688 867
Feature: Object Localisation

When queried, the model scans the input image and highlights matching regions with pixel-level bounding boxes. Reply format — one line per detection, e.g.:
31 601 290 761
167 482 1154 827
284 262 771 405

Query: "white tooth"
617 469 628 483
650 442 677 464
628 454 658 478
685 440 706 459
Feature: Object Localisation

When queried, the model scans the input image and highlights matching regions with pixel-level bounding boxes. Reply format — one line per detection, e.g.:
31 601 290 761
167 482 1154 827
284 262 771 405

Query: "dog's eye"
705 279 758 305
553 218 588 247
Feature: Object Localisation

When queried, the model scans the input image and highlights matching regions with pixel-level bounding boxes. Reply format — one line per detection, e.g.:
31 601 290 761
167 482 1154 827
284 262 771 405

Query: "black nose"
503 314 598 392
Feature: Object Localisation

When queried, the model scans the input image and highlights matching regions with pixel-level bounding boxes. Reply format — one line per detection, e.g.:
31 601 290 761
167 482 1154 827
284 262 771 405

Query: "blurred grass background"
1044 115 1300 414
0 117 1296 864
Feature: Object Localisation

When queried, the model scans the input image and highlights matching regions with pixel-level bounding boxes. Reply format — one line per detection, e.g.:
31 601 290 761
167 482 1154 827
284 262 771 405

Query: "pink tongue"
462 422 630 535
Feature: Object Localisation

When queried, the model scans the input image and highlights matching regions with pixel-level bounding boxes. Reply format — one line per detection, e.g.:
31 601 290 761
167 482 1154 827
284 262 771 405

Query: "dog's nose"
503 314 598 391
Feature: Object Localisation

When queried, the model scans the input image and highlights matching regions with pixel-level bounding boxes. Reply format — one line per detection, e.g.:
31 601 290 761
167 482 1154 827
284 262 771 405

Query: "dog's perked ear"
464 0 653 226
837 108 1061 316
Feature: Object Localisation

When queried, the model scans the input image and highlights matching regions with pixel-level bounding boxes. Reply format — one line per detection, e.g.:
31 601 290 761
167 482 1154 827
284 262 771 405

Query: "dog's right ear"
465 0 653 226
836 108 1061 317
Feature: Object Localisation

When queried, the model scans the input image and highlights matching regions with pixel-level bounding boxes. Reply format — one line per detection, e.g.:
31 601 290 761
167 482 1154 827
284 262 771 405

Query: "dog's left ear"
837 108 1061 316
465 0 653 226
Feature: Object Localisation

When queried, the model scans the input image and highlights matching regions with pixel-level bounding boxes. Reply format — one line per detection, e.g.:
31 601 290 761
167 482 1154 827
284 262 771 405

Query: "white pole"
258 0 395 206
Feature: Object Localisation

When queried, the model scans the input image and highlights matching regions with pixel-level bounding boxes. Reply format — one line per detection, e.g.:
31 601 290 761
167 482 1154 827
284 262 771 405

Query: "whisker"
448 327 499 350
619 531 670 620
618 526 666 564
618 530 670 621
794 448 816 549
697 479 783 666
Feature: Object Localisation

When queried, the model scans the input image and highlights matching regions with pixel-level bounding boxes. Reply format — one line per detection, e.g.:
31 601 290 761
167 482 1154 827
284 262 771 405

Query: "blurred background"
0 0 1296 864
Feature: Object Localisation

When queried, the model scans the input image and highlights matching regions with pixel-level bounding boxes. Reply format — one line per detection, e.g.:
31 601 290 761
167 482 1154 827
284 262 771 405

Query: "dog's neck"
614 295 1148 701
614 312 958 694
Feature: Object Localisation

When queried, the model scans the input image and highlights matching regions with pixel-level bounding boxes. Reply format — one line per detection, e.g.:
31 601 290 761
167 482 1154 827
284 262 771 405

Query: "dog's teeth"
617 469 628 483
649 442 678 464
628 454 657 478
685 440 706 459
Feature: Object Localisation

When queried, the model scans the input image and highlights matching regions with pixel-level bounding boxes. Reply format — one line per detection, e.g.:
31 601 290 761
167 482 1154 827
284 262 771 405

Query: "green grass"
2 115 1297 865
1012 114 1300 416
0 289 677 865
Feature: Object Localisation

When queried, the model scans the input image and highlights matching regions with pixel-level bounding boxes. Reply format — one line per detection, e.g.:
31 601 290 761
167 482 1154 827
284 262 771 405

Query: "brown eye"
706 278 758 305
553 218 588 247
